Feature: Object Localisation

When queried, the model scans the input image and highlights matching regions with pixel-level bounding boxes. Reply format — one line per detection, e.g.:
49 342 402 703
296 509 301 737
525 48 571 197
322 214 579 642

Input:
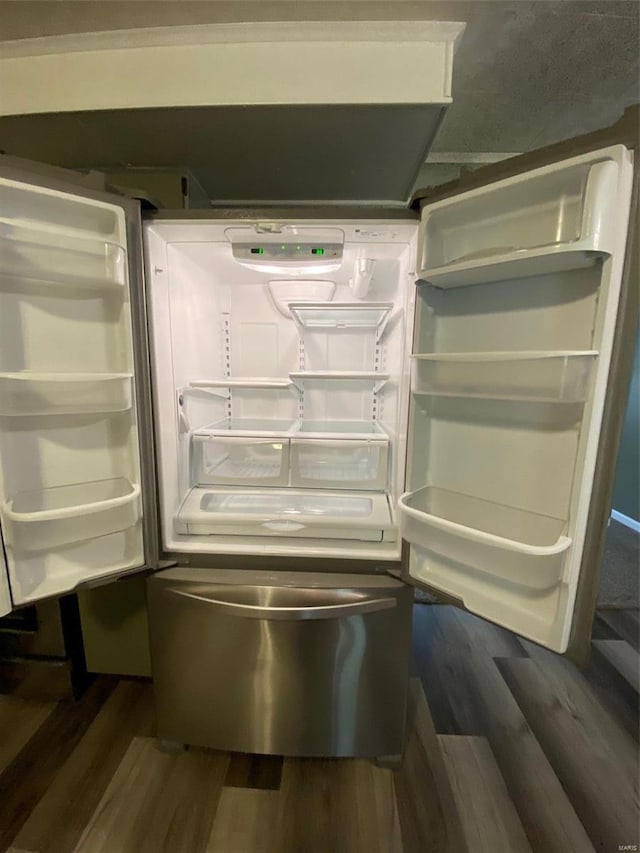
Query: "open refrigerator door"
400 142 636 653
0 160 154 609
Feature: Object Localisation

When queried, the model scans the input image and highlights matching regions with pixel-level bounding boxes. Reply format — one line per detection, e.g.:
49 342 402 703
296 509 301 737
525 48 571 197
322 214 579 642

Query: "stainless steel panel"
148 569 413 757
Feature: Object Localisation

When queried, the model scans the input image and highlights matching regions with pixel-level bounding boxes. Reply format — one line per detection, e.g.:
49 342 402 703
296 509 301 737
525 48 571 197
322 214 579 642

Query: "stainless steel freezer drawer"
147 568 413 758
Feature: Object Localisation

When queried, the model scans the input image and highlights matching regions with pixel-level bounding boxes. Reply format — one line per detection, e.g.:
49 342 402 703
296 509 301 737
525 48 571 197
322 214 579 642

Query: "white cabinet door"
400 141 637 655
0 159 156 611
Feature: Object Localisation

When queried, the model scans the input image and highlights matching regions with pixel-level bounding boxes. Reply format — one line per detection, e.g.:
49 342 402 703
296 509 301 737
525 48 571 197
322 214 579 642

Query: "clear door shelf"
2 478 141 553
0 372 133 416
418 246 608 289
418 157 620 288
289 302 393 336
411 351 597 403
399 486 572 591
289 371 390 392
0 223 126 290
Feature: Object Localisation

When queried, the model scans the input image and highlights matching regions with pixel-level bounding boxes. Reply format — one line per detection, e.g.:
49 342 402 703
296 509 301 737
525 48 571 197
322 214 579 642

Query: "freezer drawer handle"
166 587 397 620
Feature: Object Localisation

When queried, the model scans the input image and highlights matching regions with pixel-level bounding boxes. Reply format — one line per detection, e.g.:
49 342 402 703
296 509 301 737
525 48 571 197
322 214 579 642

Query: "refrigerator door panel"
0 157 155 609
403 140 637 654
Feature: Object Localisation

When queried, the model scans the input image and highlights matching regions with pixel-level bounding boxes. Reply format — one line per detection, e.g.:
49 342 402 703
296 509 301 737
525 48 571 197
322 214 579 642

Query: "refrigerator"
0 125 636 757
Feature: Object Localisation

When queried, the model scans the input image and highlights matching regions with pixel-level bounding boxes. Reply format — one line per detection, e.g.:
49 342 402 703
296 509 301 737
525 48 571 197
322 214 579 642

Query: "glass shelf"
289 302 392 336
190 378 292 390
188 378 294 400
411 351 597 403
290 371 389 393
197 417 297 438
292 420 388 440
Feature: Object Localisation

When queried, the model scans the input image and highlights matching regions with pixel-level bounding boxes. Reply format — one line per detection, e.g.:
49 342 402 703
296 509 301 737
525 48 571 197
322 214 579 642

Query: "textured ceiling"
0 0 638 157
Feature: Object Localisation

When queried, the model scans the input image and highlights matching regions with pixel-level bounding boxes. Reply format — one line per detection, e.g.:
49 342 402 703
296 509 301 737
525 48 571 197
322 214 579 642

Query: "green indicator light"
312 247 325 255
296 245 301 251
281 244 286 250
250 247 264 255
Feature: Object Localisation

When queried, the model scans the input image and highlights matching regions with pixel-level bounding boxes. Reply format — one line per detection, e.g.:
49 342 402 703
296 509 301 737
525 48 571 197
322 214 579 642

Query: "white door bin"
399 486 572 591
2 478 141 552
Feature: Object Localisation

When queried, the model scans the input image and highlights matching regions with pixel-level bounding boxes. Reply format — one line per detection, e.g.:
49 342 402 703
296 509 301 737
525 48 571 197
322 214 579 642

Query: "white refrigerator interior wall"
145 221 417 559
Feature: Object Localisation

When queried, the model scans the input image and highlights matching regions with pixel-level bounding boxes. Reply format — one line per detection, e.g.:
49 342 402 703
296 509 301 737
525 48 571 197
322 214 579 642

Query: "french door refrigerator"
0 125 636 757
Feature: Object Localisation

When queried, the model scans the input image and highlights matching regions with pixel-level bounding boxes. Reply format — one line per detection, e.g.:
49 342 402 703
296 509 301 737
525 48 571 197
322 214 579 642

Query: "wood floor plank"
497 654 639 851
411 605 527 735
591 613 622 641
206 788 281 853
592 639 640 692
438 735 532 853
11 680 155 853
223 753 283 790
597 610 640 651
0 694 55 774
0 677 117 851
413 606 595 853
525 637 639 742
394 678 466 853
74 737 229 853
277 757 396 853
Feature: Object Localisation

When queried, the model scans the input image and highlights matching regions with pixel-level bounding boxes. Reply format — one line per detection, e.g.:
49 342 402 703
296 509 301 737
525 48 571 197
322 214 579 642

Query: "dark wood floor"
0 605 637 853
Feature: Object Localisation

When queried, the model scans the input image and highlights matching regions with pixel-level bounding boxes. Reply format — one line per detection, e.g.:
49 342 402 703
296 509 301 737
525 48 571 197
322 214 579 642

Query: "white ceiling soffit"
0 21 465 117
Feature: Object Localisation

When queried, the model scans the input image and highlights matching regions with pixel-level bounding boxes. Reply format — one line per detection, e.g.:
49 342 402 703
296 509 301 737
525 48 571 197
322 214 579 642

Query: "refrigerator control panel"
232 242 343 264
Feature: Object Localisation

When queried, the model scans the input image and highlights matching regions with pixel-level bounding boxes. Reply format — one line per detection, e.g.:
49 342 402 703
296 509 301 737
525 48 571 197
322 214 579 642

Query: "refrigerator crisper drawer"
192 434 290 486
176 487 395 541
1 478 141 552
147 568 413 757
290 438 389 490
399 486 572 591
